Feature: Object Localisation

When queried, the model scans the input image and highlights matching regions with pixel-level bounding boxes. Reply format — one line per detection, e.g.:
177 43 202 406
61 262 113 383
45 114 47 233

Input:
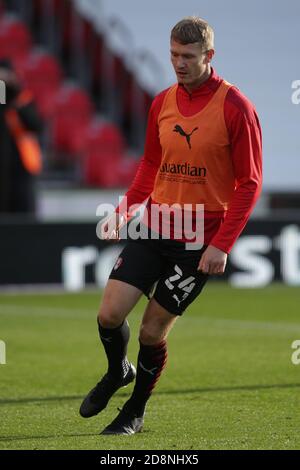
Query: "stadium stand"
18 49 63 119
50 83 94 156
81 118 126 187
0 0 149 188
0 14 32 66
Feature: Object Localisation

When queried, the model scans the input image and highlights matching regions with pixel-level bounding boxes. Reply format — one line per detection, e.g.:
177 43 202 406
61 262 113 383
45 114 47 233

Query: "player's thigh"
109 239 165 298
99 239 165 327
139 297 178 345
98 279 143 327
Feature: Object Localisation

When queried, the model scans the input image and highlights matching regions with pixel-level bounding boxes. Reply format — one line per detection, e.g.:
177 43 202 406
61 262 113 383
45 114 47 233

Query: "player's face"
170 40 214 90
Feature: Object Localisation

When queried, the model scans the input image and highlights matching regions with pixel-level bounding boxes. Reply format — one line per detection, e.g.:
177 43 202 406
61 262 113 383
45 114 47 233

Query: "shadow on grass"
0 429 152 444
1 382 300 407
0 432 100 444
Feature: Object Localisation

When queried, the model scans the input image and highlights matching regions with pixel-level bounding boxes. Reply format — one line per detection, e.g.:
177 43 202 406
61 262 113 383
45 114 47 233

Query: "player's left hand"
197 245 227 275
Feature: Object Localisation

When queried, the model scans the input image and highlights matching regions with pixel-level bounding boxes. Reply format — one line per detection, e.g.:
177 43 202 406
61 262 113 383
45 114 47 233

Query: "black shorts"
109 234 209 316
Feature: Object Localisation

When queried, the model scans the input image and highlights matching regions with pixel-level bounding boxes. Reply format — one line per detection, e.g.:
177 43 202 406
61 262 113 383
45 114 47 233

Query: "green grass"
0 283 300 450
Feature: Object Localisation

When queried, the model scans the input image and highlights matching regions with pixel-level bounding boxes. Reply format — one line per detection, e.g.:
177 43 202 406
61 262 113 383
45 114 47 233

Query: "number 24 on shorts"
165 265 196 307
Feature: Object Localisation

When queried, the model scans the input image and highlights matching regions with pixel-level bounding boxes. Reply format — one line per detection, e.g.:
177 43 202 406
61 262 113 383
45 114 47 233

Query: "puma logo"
100 335 112 343
139 361 158 376
173 124 198 149
173 293 189 307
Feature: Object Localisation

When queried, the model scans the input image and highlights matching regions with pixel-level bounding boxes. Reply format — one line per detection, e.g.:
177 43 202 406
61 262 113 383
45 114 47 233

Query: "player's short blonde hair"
171 16 214 50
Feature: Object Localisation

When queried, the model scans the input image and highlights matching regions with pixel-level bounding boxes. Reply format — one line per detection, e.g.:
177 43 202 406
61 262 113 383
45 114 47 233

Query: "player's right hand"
100 213 126 242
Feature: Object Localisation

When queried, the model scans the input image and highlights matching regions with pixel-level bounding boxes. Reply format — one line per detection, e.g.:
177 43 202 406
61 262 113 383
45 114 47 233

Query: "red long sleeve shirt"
118 68 262 253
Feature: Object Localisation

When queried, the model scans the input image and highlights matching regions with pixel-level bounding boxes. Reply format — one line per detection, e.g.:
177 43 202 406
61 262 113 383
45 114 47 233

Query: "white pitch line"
1 304 300 334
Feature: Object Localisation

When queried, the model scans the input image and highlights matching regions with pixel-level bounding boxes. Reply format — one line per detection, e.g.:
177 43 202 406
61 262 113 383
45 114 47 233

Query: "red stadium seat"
51 84 94 156
0 15 32 63
82 119 127 187
118 155 140 187
83 119 126 157
20 49 63 119
94 123 126 155
83 155 123 188
83 154 139 188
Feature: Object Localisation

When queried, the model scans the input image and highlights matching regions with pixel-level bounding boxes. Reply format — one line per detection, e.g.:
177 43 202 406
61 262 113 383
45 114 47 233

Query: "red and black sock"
98 319 130 380
124 340 168 416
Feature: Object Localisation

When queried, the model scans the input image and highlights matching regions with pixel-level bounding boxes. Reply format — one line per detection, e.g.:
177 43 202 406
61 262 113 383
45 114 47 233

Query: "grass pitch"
0 283 300 450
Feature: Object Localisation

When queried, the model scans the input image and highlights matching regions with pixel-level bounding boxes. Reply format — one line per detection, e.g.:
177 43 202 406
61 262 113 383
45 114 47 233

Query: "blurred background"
0 0 299 291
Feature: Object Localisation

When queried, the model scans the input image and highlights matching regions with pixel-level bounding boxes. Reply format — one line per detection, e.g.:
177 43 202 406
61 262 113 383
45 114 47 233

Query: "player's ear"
205 49 215 63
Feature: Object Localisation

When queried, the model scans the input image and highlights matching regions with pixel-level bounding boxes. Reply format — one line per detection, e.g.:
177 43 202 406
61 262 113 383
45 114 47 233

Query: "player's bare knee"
139 324 165 346
98 307 122 329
